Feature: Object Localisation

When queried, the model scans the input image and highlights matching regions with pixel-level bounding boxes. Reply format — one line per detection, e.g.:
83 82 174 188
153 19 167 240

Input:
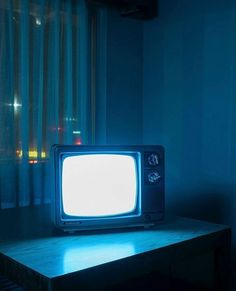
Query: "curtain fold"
0 0 89 208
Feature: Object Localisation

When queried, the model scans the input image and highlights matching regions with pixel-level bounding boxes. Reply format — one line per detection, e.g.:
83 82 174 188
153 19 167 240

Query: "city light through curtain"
0 0 91 208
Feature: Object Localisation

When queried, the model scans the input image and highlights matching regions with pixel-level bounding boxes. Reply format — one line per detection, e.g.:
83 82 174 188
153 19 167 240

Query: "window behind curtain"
0 0 92 208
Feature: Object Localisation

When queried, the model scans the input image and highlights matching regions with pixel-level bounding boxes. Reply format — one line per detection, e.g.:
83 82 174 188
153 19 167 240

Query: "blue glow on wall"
143 0 236 255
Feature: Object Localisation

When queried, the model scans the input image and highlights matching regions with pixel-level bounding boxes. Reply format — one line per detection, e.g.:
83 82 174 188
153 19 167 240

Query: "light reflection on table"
63 242 135 274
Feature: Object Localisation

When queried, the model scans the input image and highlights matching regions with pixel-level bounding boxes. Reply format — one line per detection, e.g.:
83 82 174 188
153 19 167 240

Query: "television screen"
51 145 164 232
62 154 138 217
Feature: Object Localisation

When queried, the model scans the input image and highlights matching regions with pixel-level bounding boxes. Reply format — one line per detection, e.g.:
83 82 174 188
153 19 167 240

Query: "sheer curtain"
0 0 91 208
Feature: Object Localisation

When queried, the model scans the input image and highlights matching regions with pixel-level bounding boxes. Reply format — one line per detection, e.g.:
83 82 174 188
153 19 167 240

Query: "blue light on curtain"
0 0 90 208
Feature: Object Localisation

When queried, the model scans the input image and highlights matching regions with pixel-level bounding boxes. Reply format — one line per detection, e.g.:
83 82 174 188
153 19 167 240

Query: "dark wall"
103 9 143 144
143 0 236 254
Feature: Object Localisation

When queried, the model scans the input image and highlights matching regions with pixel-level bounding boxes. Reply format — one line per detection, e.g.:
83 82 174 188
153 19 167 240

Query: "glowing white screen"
62 154 138 217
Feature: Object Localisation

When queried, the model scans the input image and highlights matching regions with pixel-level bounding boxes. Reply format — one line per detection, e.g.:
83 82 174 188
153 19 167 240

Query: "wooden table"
0 216 231 291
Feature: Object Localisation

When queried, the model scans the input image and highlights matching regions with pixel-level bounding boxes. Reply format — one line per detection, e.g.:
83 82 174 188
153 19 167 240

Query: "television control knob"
147 171 161 184
147 153 159 166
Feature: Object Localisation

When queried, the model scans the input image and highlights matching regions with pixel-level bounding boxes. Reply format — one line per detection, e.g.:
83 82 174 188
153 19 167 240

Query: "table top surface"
0 216 230 279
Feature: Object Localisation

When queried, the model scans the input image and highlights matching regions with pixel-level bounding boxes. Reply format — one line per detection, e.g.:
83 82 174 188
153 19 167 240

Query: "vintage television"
51 145 164 232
